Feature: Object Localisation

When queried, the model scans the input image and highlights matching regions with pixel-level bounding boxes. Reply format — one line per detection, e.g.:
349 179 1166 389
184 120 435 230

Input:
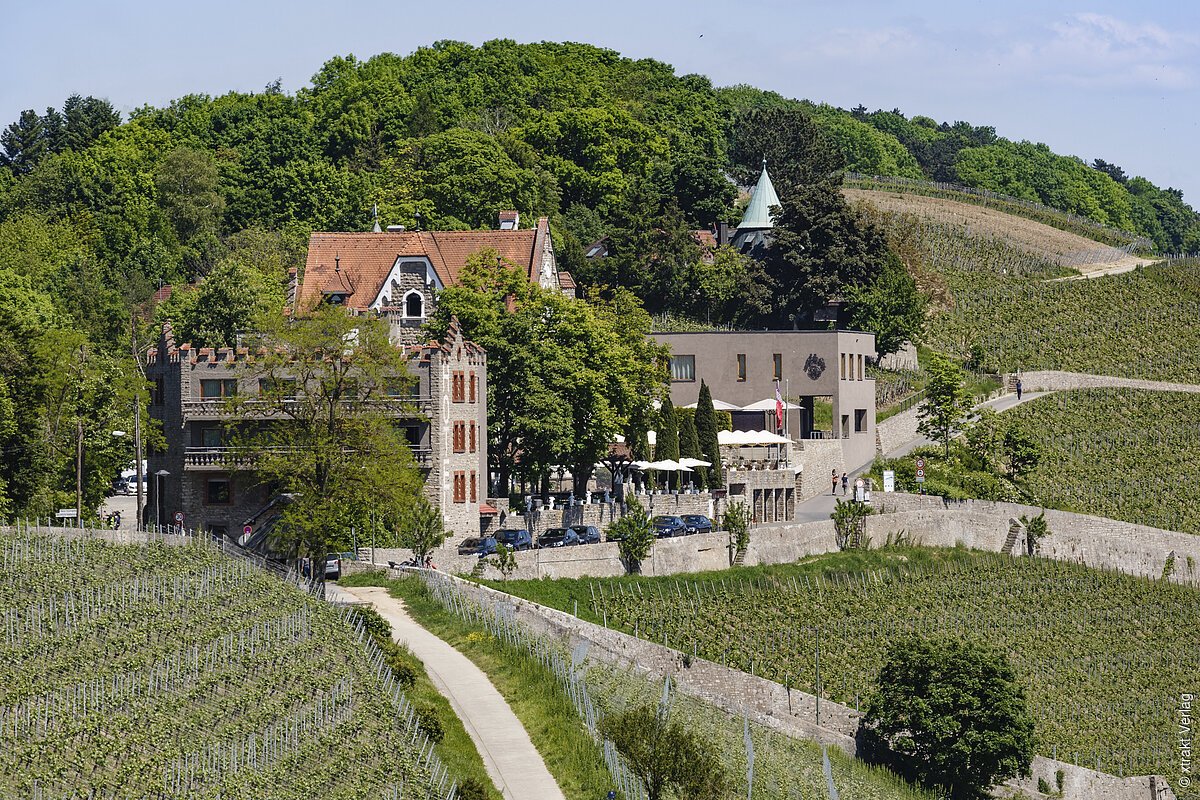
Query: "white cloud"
1002 12 1199 89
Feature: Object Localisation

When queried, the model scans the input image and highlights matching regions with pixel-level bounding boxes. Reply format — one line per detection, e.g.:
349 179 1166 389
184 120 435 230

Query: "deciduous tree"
918 353 974 457
599 703 728 800
860 637 1035 799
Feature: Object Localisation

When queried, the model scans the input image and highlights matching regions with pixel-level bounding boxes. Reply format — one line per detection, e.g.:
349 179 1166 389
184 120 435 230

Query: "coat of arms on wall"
804 354 826 380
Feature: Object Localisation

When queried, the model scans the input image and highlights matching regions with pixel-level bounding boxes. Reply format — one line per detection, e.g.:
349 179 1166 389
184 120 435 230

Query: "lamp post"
154 469 170 531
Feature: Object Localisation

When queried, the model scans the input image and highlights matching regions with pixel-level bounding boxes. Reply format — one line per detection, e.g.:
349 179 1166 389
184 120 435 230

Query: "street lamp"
154 469 170 531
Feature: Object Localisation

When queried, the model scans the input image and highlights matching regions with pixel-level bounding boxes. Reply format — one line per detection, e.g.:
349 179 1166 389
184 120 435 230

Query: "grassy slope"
1004 388 1200 534
489 547 1198 791
345 572 934 800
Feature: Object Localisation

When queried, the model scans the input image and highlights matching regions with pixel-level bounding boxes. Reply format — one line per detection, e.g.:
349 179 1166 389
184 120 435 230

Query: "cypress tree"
654 400 680 490
694 380 723 488
679 408 705 489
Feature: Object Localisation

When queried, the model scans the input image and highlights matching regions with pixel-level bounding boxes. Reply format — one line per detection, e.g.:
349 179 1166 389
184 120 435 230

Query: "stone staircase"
1003 518 1024 556
732 547 747 567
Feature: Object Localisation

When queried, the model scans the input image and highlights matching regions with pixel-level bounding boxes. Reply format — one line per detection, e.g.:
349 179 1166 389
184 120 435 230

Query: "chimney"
386 224 406 232
498 210 519 230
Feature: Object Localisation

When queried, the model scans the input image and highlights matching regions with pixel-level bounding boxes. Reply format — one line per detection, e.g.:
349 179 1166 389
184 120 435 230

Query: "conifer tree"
679 408 705 489
654 400 680 490
694 381 723 488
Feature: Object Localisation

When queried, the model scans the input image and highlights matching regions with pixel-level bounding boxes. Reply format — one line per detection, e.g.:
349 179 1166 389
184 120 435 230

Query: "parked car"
682 515 713 536
458 537 484 555
340 551 357 563
537 527 580 548
496 529 533 551
570 524 602 545
652 515 687 538
324 553 342 580
458 536 499 557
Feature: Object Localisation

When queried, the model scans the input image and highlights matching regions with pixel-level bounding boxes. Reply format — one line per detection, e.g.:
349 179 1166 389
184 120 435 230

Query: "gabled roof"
738 160 781 230
297 218 553 313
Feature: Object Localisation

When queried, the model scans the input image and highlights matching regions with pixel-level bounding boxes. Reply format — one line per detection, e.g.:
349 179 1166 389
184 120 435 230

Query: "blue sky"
4 0 1197 203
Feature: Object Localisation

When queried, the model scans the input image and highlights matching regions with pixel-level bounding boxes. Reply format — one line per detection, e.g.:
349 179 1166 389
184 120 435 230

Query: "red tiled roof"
298 219 551 313
478 503 499 515
558 271 576 290
151 285 174 304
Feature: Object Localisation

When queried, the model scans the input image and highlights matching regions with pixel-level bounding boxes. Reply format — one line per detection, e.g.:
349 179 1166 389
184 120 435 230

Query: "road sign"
882 470 895 493
173 511 184 524
55 508 78 519
915 457 926 483
915 457 925 469
243 525 253 536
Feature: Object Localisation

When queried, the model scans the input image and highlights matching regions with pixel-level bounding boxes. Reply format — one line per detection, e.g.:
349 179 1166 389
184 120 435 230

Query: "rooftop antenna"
371 203 381 233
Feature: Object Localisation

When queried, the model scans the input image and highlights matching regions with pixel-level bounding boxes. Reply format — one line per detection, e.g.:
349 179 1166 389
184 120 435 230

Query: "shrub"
417 703 444 743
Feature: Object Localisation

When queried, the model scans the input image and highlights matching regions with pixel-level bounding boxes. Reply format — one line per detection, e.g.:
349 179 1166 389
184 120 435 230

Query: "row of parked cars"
457 515 714 557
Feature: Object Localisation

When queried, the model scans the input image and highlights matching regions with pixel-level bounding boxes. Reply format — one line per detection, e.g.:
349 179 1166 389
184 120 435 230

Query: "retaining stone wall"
795 438 845 501
876 405 921 457
1015 371 1200 394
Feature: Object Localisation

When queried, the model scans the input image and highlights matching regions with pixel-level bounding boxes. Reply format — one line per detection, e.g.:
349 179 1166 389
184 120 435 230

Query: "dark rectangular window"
469 372 477 403
736 354 747 382
669 355 695 382
453 422 466 453
200 379 238 399
854 408 868 433
150 377 164 405
469 422 477 453
206 478 232 505
451 372 465 403
470 471 477 503
201 427 224 448
773 353 782 381
402 425 421 447
453 472 466 503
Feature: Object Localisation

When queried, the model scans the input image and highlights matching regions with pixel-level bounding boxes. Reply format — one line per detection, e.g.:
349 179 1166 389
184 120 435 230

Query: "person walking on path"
831 469 838 495
1016 377 1023 401
841 472 849 496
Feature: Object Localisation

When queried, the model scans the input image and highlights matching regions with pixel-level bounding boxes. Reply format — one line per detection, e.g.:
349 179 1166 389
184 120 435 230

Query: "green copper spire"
738 159 781 230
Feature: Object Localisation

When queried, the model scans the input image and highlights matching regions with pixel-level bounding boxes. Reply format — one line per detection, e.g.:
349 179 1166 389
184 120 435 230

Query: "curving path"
334 584 566 800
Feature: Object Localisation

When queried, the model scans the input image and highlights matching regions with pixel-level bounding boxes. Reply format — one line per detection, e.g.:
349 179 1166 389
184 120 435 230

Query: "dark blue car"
537 527 580 548
496 529 533 551
570 524 602 544
652 515 687 538
457 536 498 557
682 514 713 536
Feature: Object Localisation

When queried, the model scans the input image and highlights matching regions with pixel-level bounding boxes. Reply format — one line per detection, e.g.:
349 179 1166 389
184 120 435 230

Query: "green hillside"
0 529 455 797
489 548 1198 796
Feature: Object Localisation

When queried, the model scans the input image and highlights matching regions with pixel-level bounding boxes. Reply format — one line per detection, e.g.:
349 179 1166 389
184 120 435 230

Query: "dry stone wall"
875 405 921 456
1015 371 1200 394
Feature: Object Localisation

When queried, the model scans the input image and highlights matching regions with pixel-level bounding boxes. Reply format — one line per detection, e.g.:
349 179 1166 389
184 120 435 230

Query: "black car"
570 524 602 545
682 514 713 536
652 515 687 538
496 528 533 551
458 536 499 557
537 527 580 548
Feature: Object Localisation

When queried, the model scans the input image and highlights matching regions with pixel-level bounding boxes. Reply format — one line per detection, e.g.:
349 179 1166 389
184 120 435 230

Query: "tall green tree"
727 106 844 191
860 637 1035 799
917 353 974 457
678 408 704 490
156 256 286 348
845 251 927 357
231 305 423 561
693 380 722 488
155 145 225 275
653 400 680 490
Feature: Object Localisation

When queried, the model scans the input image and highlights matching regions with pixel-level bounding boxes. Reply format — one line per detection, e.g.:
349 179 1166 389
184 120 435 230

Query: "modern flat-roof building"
650 329 878 473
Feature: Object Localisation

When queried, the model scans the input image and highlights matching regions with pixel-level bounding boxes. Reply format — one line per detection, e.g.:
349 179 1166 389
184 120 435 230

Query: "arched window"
404 290 424 319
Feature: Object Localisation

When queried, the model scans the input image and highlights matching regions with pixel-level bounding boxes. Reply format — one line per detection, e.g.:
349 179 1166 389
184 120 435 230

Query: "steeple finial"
371 203 381 233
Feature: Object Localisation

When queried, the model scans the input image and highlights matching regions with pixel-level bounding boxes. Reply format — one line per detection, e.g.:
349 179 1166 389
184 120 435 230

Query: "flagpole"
785 377 790 467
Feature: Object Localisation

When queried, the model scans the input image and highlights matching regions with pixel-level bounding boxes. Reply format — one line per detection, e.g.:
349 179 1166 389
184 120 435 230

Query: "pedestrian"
1016 377 1023 401
831 469 838 496
841 472 849 495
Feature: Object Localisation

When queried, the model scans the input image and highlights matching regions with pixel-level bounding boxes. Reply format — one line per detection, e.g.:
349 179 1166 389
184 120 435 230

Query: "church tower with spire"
732 159 780 255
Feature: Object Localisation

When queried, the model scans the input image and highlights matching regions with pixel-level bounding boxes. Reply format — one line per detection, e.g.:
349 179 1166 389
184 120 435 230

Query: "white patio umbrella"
678 457 712 468
682 398 743 411
740 398 804 412
644 459 693 472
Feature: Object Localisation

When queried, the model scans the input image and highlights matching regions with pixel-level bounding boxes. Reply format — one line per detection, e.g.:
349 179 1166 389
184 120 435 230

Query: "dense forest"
0 39 1197 519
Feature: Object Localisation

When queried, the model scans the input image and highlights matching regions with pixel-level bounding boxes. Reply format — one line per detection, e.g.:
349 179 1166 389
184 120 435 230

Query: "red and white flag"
775 381 784 432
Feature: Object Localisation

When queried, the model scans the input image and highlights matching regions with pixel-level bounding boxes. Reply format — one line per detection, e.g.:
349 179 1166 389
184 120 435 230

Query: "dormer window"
324 292 349 306
403 290 424 319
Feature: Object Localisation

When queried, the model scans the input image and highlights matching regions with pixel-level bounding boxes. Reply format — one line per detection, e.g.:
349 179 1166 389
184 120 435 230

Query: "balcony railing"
181 395 433 419
185 444 435 469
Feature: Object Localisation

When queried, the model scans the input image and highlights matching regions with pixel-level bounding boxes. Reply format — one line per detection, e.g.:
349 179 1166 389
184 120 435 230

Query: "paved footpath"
332 584 566 800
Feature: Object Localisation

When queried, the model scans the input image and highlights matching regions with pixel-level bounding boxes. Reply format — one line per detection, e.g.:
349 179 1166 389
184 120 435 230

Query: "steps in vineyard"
1004 518 1023 556
732 548 747 566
